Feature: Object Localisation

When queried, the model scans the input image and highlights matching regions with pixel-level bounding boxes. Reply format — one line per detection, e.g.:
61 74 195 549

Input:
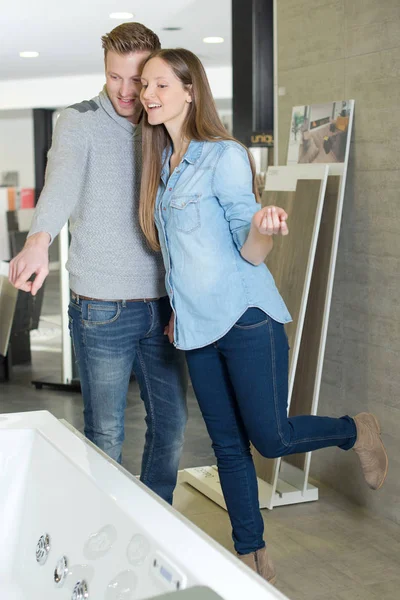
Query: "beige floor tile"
271 512 371 561
187 511 235 555
174 476 224 516
369 578 400 596
276 559 354 599
307 583 379 600
328 546 400 586
334 585 380 600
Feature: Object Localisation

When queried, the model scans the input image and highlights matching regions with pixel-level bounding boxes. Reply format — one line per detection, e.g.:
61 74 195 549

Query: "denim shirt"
155 139 292 351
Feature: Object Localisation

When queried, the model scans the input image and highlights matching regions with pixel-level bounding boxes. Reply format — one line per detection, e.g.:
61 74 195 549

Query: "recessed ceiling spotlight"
162 27 182 31
109 12 134 19
20 51 39 58
203 37 224 44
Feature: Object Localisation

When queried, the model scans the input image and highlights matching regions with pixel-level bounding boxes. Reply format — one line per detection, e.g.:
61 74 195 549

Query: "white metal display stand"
59 223 73 384
32 223 79 391
32 108 79 392
181 463 319 511
301 167 353 490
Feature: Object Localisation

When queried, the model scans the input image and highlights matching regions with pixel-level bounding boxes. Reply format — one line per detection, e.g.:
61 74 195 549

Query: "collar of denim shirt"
160 139 205 185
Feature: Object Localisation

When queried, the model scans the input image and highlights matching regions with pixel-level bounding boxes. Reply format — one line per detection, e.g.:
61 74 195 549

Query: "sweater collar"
98 86 142 137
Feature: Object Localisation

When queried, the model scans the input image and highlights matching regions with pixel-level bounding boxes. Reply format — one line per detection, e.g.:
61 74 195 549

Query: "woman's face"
140 57 192 130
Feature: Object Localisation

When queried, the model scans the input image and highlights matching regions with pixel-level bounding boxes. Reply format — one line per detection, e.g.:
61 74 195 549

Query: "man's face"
105 50 151 124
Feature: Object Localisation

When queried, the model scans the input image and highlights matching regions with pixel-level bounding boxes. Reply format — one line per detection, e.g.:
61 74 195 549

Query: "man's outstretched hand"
9 232 51 295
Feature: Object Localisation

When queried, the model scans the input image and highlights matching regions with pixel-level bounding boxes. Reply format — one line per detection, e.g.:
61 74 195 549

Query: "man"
9 22 187 505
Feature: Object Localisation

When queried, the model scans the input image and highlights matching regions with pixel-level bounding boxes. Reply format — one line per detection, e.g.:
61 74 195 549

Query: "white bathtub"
0 410 290 600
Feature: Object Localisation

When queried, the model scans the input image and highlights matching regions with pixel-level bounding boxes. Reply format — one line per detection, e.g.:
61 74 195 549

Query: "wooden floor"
175 473 400 600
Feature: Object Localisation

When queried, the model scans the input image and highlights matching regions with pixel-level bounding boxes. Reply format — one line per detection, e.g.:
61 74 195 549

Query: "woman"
138 48 388 584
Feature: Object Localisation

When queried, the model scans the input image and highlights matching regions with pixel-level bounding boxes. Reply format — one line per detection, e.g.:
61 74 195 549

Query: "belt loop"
122 300 126 308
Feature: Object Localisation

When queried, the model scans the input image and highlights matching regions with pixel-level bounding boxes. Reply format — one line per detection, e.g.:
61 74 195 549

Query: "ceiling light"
109 12 134 19
20 51 39 58
203 37 224 44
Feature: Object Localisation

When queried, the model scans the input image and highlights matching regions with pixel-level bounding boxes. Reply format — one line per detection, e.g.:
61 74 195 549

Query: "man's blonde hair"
101 22 161 58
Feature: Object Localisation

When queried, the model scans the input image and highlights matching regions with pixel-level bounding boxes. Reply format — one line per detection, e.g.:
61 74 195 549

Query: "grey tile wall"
277 1 400 524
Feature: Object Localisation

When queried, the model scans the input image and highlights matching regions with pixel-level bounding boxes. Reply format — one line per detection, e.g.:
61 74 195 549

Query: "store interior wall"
277 0 400 524
0 110 35 188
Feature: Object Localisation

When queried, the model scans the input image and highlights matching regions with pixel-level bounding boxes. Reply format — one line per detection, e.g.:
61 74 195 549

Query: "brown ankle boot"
353 413 388 490
237 546 277 585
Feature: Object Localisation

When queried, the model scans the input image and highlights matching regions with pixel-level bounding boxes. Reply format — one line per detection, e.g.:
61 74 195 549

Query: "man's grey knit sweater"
29 88 166 299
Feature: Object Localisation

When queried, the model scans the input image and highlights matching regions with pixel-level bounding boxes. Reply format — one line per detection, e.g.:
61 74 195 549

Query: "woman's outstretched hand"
252 206 289 236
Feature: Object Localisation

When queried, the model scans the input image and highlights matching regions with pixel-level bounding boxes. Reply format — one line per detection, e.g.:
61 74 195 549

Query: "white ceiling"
1 0 232 81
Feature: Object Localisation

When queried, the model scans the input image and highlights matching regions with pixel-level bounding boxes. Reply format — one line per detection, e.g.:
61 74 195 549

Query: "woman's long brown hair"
139 48 259 251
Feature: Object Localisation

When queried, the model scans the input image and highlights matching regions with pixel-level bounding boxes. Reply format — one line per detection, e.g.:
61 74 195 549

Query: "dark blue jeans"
68 294 188 504
185 308 356 555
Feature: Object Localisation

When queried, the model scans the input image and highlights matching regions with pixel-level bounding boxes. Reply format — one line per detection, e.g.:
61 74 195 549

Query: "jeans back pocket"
233 307 269 330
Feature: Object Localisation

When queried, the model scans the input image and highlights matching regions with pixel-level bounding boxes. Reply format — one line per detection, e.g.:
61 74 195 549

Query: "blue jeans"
68 294 188 504
185 308 356 555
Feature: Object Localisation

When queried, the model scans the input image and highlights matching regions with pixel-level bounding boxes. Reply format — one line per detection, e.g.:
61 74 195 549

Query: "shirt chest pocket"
169 194 201 234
